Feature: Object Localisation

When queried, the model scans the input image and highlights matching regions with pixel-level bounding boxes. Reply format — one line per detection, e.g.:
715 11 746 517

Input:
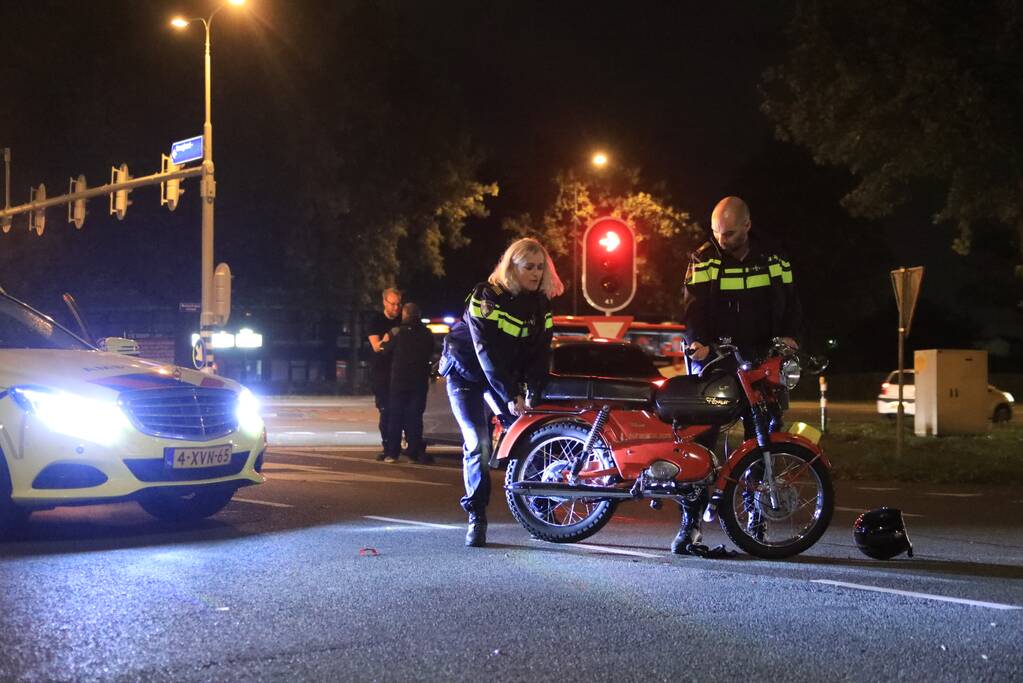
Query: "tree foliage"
503 166 702 317
289 1 498 313
763 0 1023 271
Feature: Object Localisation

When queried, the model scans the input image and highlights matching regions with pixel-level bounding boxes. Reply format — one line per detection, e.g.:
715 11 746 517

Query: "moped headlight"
781 359 802 390
646 460 681 481
10 386 131 445
235 388 263 433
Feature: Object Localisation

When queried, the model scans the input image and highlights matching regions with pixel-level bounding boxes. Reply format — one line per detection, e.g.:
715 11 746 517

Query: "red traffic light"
582 217 636 313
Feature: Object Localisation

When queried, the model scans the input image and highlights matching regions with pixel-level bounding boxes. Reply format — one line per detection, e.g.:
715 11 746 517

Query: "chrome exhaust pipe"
506 481 684 500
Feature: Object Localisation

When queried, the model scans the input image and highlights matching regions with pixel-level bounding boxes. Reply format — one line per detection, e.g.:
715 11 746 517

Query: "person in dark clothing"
381 302 435 464
367 288 401 461
439 238 563 547
677 196 803 557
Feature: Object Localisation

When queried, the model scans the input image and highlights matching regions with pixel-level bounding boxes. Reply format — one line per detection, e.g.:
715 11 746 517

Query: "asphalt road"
1 437 1021 682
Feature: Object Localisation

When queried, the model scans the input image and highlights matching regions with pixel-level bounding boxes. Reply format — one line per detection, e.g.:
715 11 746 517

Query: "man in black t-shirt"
380 302 435 464
367 288 401 460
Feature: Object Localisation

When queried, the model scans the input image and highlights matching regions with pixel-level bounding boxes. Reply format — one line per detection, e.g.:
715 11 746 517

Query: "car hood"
0 349 240 400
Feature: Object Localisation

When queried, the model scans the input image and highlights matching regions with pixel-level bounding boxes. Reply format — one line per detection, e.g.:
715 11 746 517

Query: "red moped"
499 339 833 559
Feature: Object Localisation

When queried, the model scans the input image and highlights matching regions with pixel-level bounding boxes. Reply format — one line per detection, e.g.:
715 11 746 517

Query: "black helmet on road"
854 507 914 560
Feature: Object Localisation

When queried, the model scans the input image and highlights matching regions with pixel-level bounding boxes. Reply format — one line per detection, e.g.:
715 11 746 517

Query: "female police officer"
439 238 563 547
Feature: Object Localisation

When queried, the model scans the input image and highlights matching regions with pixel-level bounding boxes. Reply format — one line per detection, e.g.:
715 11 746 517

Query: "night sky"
1 1 1018 370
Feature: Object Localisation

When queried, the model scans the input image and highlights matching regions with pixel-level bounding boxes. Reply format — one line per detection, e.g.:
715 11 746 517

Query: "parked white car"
876 369 1014 422
0 292 266 534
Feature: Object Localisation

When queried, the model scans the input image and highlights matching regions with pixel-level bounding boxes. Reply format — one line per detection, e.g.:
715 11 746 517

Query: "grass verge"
817 420 1023 484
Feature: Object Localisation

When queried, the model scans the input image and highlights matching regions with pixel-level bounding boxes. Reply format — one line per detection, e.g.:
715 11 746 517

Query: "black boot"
465 513 487 547
671 504 702 555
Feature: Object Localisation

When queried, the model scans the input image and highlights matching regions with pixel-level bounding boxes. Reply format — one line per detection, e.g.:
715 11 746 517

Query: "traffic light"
109 163 131 220
68 175 86 229
582 216 637 313
30 184 46 236
160 154 183 211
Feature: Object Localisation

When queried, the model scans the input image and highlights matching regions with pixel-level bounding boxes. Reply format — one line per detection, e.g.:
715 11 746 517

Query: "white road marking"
333 431 368 434
261 461 449 486
857 486 900 491
266 449 456 470
925 492 983 498
363 516 462 530
530 539 660 558
232 497 294 509
835 505 923 518
811 580 1022 611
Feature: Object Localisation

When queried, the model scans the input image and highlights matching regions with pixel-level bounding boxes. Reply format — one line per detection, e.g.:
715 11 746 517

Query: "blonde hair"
488 238 564 298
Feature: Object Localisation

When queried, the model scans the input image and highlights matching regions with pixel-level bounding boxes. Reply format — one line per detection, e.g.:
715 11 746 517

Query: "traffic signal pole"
0 166 202 222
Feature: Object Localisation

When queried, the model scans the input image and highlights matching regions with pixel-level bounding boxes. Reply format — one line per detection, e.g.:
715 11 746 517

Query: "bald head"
711 196 752 258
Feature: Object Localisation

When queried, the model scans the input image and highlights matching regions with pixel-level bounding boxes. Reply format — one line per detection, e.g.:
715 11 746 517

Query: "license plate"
166 444 233 469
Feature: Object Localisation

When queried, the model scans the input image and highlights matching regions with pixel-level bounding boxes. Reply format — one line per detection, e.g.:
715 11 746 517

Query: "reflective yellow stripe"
746 274 771 288
497 318 524 336
686 266 719 284
769 262 783 278
781 270 793 284
719 277 744 290
544 313 553 330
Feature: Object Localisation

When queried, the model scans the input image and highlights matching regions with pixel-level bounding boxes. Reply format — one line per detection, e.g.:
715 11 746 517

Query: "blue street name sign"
170 135 204 165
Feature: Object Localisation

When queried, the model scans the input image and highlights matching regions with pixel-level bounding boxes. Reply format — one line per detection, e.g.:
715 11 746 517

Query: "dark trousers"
385 385 427 457
446 373 493 516
373 381 391 453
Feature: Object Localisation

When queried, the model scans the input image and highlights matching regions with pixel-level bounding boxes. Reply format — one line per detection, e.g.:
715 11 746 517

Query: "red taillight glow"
652 378 667 387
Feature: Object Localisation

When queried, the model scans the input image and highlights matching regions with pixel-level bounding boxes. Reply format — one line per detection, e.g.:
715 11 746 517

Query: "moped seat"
541 374 654 406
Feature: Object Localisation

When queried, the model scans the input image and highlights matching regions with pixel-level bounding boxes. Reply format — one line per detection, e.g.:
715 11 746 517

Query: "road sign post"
890 266 924 459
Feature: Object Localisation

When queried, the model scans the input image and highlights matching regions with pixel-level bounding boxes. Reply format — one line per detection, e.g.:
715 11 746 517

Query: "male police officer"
678 196 802 556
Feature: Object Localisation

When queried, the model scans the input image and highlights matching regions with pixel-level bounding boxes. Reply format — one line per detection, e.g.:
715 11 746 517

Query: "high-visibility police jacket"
442 282 554 405
682 235 802 358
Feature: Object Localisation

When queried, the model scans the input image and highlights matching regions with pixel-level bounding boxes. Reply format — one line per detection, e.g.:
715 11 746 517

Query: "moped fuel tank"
653 369 744 425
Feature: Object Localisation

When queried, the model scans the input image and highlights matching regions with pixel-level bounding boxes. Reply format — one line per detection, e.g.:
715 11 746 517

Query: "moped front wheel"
505 422 618 543
718 442 834 559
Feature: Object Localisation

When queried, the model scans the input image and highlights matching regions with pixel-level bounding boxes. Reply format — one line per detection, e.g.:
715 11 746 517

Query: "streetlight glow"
592 152 609 168
170 17 189 29
228 0 246 5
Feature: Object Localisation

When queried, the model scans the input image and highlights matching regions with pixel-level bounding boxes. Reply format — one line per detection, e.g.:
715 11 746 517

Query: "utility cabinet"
913 349 989 436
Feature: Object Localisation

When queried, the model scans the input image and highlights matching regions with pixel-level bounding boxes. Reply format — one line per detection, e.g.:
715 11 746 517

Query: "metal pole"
819 374 828 432
572 187 579 315
895 267 907 459
199 19 217 373
2 148 10 232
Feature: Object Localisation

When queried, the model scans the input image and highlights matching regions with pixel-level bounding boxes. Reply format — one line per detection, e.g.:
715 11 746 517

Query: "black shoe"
375 453 386 462
465 515 488 547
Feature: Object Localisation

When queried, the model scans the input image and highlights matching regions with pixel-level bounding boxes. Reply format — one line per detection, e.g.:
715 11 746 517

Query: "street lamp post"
171 0 244 372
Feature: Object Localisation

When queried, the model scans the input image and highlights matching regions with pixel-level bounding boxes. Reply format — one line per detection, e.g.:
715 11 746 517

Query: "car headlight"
1004 392 1015 404
235 388 263 433
781 359 802 390
10 386 132 445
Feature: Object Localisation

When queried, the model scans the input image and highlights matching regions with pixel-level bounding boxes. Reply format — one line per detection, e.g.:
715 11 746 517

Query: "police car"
0 291 266 534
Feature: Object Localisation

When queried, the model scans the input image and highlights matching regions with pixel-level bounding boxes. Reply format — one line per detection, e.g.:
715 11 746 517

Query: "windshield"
0 296 92 350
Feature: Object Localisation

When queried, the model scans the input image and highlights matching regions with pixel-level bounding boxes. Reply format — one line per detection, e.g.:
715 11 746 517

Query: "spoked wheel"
505 422 618 543
718 443 833 559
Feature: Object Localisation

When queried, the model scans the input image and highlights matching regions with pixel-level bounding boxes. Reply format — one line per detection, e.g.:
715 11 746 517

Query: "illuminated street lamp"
170 0 245 372
571 151 611 314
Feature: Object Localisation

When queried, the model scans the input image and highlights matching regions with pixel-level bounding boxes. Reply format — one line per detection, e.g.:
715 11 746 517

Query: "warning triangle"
586 316 632 340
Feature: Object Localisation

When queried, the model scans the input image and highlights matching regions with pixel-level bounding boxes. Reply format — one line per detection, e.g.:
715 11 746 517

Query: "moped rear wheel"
505 422 618 543
718 443 833 559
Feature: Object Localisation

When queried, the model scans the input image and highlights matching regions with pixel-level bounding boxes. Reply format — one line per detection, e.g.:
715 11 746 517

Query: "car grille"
120 387 239 441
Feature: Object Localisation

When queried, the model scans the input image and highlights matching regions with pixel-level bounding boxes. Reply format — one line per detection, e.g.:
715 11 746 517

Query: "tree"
762 0 1023 277
503 166 702 318
287 1 498 387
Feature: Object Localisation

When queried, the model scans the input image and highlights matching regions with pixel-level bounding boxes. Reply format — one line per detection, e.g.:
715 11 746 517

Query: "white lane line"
925 492 983 498
812 580 1022 611
363 515 462 530
233 497 294 508
333 431 368 434
529 538 660 559
834 505 923 518
857 486 900 491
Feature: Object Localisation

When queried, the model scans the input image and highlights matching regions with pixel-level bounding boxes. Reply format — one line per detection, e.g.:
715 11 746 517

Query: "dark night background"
1 0 1020 374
